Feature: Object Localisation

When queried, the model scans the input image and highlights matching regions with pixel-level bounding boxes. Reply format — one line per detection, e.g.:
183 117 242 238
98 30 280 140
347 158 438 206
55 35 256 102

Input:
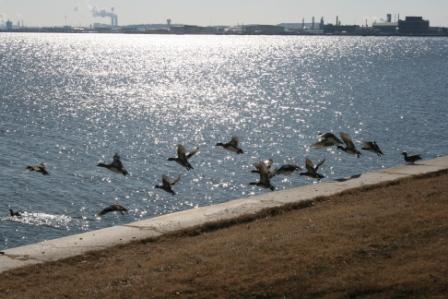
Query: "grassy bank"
0 172 447 298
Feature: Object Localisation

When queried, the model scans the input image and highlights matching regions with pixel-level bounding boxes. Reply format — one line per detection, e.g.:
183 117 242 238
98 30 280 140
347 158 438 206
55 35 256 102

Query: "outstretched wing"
163 175 181 186
321 132 343 144
305 158 314 173
162 175 171 186
372 142 384 155
177 144 188 159
340 132 356 149
229 136 240 147
315 158 325 171
312 132 342 148
187 147 199 159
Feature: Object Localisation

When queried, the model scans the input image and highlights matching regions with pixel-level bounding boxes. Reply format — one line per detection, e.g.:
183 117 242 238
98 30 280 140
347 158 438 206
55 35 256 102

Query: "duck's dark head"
97 163 107 168
215 143 224 147
167 157 176 161
401 152 407 156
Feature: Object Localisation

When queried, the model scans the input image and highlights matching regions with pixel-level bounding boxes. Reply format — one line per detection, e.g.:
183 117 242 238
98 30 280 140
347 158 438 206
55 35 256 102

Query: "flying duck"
97 153 128 176
9 209 21 217
362 141 384 156
337 132 361 158
300 158 325 180
168 144 199 170
249 160 275 191
216 136 244 154
402 152 422 164
97 204 128 216
155 175 181 195
311 132 343 149
26 163 49 175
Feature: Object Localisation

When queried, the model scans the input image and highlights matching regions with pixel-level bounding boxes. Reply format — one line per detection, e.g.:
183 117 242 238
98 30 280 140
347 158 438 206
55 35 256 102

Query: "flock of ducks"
11 132 422 218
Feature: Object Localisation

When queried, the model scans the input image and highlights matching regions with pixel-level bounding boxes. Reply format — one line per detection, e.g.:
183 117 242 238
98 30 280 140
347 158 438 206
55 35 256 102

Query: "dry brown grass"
0 172 447 298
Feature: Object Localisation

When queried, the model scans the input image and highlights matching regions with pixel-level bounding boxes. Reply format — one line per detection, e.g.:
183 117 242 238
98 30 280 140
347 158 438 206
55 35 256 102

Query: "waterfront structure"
323 24 360 35
278 22 324 34
242 25 285 35
0 14 445 36
6 20 13 31
398 16 429 35
373 14 398 35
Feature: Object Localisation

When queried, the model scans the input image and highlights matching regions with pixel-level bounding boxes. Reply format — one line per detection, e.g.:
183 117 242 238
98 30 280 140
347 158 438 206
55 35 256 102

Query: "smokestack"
312 16 315 30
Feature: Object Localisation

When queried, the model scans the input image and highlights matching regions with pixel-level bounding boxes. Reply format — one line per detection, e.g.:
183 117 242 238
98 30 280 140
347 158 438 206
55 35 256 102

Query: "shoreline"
1 31 448 37
0 161 447 297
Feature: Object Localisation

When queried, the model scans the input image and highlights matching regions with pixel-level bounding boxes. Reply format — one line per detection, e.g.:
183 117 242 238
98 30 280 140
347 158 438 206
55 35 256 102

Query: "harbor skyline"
1 0 448 28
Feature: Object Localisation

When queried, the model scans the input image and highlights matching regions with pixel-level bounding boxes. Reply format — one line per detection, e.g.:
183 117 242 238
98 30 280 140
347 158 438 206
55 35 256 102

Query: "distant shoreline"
1 30 448 37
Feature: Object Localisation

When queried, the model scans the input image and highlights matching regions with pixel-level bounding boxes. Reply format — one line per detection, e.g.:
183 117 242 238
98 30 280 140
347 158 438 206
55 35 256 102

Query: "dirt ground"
0 171 447 299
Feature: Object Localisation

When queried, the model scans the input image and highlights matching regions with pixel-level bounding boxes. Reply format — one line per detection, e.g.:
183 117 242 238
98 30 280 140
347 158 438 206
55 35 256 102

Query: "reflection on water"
0 33 447 249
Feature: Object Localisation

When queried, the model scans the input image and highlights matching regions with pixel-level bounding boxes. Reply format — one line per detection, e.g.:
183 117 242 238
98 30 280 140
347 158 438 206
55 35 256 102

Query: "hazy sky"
0 0 447 27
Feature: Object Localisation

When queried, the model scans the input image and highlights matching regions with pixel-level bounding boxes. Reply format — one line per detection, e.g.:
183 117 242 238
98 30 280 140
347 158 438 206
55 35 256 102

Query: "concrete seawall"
1 156 448 273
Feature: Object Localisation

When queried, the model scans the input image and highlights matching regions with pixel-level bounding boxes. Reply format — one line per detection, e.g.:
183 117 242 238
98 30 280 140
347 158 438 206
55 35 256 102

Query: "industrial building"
5 20 13 31
398 16 429 35
242 25 285 35
372 14 398 35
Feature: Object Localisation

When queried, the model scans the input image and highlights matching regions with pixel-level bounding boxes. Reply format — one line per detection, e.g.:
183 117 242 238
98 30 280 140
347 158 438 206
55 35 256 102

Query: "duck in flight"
337 132 361 158
97 154 128 176
250 160 275 191
168 144 199 171
216 136 244 154
26 163 49 175
311 132 343 149
155 175 181 195
402 152 422 164
362 141 384 156
97 204 128 216
300 158 325 180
